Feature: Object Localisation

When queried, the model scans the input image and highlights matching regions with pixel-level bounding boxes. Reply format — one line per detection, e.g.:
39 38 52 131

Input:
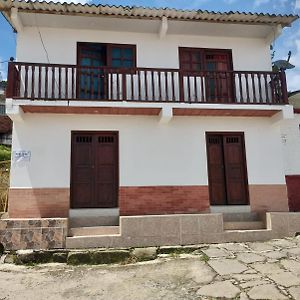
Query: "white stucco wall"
281 114 300 175
16 26 272 71
10 114 286 188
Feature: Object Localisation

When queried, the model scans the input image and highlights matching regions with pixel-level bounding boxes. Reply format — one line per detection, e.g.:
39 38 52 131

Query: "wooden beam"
11 7 23 32
159 16 168 39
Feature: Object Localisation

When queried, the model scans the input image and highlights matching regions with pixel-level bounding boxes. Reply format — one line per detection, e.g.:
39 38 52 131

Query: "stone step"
223 221 265 230
69 216 119 227
69 226 120 237
223 229 273 243
222 212 262 222
69 208 119 227
66 234 121 249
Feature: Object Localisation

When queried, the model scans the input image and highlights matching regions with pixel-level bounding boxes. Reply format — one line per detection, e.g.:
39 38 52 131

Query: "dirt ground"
1 237 300 299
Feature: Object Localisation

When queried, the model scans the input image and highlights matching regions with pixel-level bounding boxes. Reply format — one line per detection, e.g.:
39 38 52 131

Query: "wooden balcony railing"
6 62 288 105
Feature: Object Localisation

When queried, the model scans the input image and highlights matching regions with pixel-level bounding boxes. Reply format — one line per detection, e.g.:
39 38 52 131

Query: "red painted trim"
294 108 300 114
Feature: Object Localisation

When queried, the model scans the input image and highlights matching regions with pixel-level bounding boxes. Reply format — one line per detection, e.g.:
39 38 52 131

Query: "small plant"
0 145 11 162
199 252 210 262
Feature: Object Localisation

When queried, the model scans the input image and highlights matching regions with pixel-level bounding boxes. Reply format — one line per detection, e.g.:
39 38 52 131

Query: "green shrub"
0 145 11 161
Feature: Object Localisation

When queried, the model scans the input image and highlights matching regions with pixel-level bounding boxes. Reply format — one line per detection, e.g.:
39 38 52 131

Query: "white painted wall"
281 114 300 175
16 26 272 71
10 114 286 188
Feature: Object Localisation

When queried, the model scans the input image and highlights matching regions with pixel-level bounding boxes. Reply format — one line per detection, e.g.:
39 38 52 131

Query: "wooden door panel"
207 135 227 205
71 132 118 209
223 135 248 205
71 134 95 208
94 133 118 208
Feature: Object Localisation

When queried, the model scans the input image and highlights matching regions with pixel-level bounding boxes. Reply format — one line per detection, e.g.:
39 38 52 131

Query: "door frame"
205 131 250 206
70 130 119 209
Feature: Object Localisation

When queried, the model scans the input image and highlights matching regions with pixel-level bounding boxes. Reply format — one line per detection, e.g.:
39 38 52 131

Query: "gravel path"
1 237 300 299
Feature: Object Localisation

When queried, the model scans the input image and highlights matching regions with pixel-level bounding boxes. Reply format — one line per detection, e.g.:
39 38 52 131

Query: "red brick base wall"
119 185 210 216
286 176 300 212
249 184 289 212
8 188 70 218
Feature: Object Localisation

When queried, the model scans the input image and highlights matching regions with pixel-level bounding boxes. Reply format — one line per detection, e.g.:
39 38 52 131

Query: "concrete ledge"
67 213 300 249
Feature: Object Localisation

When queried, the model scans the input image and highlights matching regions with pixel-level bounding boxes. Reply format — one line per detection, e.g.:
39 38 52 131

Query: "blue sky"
0 0 299 90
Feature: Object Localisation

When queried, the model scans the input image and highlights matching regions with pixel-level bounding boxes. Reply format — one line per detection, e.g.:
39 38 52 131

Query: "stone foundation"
0 218 68 250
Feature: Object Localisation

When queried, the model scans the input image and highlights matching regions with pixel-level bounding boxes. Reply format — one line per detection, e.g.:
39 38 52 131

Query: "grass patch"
199 252 210 262
0 145 11 162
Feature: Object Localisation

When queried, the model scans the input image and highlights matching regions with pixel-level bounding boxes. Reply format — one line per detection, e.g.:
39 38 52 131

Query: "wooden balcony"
6 62 288 105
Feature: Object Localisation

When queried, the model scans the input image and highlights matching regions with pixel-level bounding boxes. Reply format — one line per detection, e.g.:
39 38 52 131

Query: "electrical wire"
34 14 65 99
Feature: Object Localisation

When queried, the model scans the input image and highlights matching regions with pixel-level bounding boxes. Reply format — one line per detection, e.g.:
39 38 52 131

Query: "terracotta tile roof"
0 0 298 28
0 116 12 134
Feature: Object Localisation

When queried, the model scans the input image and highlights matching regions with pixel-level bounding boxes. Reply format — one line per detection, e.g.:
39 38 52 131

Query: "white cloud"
296 0 300 10
254 0 271 7
0 58 7 81
287 71 300 91
223 0 239 4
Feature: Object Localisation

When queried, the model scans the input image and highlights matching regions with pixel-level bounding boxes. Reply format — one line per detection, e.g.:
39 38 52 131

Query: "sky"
0 0 299 91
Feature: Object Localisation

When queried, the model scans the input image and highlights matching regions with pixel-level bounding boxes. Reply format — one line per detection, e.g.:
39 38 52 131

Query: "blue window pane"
124 48 133 59
112 48 121 59
112 59 122 67
207 62 216 71
80 57 91 66
123 60 133 67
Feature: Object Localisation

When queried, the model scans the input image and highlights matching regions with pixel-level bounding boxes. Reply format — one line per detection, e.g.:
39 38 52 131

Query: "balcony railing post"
279 70 289 104
6 62 16 98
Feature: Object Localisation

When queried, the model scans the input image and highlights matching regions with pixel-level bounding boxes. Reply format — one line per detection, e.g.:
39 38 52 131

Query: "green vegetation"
0 145 11 161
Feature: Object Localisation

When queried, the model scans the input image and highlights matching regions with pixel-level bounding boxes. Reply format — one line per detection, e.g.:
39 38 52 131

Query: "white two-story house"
0 0 299 250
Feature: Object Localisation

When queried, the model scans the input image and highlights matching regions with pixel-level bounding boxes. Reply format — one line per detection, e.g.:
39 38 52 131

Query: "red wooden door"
179 48 233 103
206 133 248 205
206 135 227 205
71 132 118 208
223 135 249 205
204 51 233 102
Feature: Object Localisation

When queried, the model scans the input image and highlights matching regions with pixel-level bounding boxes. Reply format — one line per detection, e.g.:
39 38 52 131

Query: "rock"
240 279 270 289
280 259 300 275
186 261 216 284
132 247 157 261
219 243 249 252
289 286 300 299
208 259 248 275
91 250 130 265
0 243 4 255
202 248 232 258
67 251 91 265
3 254 16 264
260 250 287 260
52 252 68 263
158 245 199 254
268 272 300 288
247 242 276 252
236 252 265 264
247 284 288 299
197 280 240 298
15 250 35 265
251 262 283 274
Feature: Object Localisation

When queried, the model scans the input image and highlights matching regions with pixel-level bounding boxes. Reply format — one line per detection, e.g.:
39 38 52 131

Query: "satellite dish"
273 51 295 71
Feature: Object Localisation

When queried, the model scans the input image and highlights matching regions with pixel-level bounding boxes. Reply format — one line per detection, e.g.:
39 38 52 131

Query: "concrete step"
69 208 119 227
66 234 121 249
69 216 119 227
223 221 265 230
69 226 120 237
223 229 273 243
222 212 261 222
